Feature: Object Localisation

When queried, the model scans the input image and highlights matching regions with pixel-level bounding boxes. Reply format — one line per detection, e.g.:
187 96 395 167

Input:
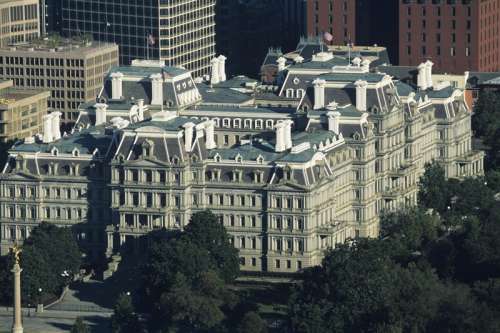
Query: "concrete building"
0 0 40 47
399 0 500 73
0 37 118 124
0 49 483 273
60 0 216 77
0 80 50 142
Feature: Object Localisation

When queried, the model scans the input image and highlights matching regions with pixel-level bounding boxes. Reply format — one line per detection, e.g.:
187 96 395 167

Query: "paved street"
48 280 114 313
0 312 110 333
0 280 114 333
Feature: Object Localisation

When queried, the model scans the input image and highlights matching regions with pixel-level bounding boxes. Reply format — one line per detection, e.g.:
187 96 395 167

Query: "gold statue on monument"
11 243 21 265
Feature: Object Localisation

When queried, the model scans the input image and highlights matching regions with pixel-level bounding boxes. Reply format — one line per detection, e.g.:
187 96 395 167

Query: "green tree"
111 293 142 333
22 223 81 304
71 317 90 333
0 223 81 305
418 162 450 213
137 210 241 332
237 311 268 333
183 210 240 282
472 90 500 138
159 271 229 332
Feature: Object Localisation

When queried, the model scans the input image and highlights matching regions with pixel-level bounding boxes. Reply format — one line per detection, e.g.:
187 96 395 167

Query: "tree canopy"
128 210 263 332
288 172 500 333
0 222 81 305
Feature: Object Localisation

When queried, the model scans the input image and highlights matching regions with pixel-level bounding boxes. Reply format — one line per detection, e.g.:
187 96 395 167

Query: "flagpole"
146 34 149 60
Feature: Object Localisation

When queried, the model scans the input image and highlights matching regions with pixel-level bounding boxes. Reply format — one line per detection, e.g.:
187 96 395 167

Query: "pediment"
123 158 168 167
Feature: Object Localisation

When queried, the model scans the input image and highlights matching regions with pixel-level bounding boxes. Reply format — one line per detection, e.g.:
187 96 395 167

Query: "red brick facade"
306 0 356 45
399 0 500 74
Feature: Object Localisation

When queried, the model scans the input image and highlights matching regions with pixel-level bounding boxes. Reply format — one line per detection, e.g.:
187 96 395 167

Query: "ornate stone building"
0 46 484 273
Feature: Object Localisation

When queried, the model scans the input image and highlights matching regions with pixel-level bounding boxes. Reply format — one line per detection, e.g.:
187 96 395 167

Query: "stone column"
11 262 23 333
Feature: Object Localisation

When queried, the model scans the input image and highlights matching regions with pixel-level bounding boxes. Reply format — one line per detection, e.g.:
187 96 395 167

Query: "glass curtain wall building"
61 0 215 77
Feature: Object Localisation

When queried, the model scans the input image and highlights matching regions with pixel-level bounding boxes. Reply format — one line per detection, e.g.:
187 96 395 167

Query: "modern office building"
0 0 40 47
0 79 50 143
0 37 118 123
0 48 483 273
216 0 307 76
306 0 399 63
60 0 216 77
40 0 62 34
399 0 500 74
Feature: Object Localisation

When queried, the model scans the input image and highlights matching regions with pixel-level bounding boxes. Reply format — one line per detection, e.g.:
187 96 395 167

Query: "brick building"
306 0 399 63
399 0 500 73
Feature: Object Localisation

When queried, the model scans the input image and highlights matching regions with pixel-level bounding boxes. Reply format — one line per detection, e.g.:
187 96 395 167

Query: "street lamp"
37 287 43 313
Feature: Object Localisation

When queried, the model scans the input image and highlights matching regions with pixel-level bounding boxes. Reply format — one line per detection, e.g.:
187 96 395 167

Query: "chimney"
274 122 286 153
425 60 434 89
327 111 341 134
136 99 145 121
183 122 195 152
195 123 205 139
354 80 368 111
313 78 326 110
284 120 293 149
417 63 427 90
210 58 220 85
150 73 163 105
42 114 53 143
95 103 108 126
110 72 124 100
352 57 361 67
277 57 287 72
361 59 371 72
205 120 216 149
51 111 62 141
218 55 227 82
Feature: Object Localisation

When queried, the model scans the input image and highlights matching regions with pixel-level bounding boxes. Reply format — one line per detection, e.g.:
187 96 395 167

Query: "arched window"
286 89 294 98
222 118 230 128
265 119 274 129
213 118 220 127
244 119 252 129
255 119 263 129
233 118 241 128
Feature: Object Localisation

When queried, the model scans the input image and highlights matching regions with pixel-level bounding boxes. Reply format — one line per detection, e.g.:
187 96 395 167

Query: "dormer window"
72 148 80 157
296 89 305 98
254 171 263 183
51 147 59 156
235 154 243 163
232 170 242 182
256 155 264 164
214 153 221 162
142 141 153 158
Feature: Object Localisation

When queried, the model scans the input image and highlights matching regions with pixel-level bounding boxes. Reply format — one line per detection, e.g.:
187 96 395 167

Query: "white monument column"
11 245 23 333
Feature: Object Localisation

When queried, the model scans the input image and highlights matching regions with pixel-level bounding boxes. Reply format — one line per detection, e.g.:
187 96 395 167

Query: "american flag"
147 34 155 46
323 31 333 42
